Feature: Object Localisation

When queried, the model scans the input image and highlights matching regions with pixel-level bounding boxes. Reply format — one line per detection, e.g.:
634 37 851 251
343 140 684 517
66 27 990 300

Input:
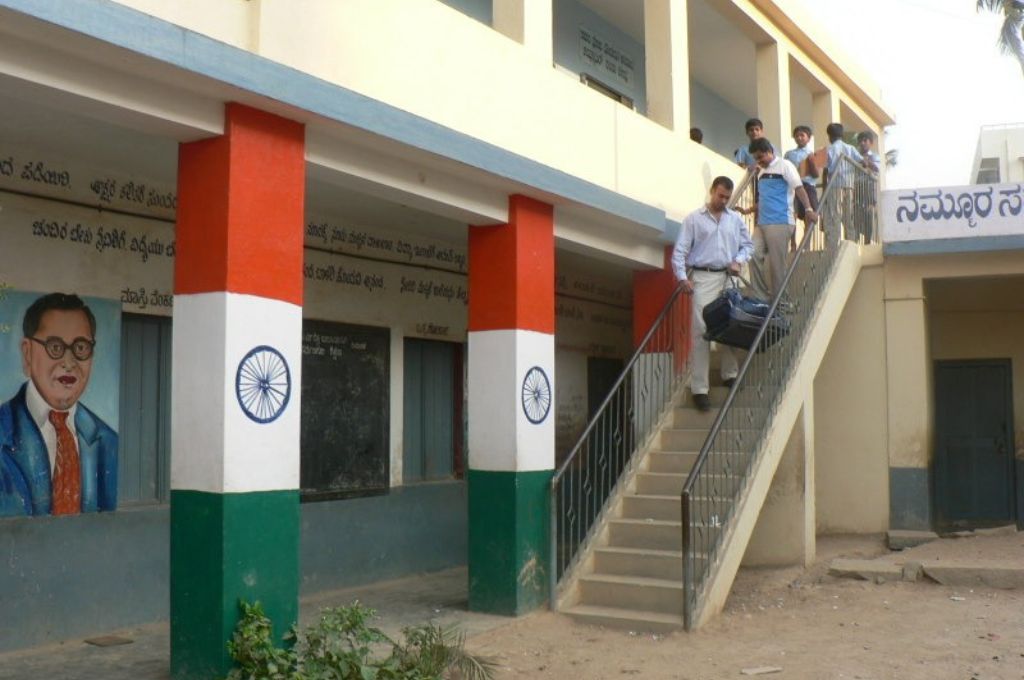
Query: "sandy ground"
468 535 1024 680
1 533 1021 680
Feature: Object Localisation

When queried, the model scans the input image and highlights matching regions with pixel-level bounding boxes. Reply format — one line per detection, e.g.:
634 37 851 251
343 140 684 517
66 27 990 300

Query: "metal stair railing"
680 155 877 628
548 170 758 604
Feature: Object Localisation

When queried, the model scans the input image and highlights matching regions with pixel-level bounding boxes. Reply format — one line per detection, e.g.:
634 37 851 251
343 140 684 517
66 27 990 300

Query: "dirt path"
468 535 1024 680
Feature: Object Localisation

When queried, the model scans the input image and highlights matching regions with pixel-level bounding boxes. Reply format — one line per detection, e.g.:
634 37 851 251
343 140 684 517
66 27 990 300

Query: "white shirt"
24 379 78 474
671 205 754 282
755 156 803 226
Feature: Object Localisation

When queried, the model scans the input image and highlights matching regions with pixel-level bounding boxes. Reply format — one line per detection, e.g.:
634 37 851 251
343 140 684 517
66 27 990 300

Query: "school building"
0 1 1018 677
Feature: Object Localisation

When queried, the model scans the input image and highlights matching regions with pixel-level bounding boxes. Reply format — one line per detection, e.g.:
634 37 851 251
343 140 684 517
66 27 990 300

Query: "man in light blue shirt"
672 176 754 411
823 123 865 241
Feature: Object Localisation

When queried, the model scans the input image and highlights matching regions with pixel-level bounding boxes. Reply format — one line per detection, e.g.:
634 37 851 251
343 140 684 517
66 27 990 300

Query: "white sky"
795 0 1024 189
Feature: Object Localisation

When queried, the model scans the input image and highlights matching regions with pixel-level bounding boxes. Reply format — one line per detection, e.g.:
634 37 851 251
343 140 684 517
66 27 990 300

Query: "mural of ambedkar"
0 293 118 516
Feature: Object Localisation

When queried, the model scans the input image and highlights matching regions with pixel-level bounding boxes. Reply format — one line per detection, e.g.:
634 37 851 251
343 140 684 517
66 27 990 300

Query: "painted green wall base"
467 469 551 616
170 489 299 680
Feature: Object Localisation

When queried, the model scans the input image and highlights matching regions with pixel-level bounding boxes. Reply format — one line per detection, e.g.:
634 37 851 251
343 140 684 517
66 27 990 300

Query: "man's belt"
689 266 727 272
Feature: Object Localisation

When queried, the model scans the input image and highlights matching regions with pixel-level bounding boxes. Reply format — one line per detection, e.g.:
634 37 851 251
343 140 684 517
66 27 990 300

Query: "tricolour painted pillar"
170 103 305 678
467 195 554 615
632 245 679 347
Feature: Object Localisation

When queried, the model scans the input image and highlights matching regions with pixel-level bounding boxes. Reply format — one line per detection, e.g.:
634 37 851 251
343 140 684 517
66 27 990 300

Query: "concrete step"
659 427 710 451
562 604 684 633
661 427 759 451
593 546 683 581
620 494 680 522
577 573 683 616
634 470 736 496
647 450 699 474
673 406 767 429
607 518 681 551
634 471 687 496
687 386 730 405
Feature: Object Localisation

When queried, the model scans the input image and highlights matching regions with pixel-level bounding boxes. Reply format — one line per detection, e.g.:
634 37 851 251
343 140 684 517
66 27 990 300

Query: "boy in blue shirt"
741 138 817 300
783 125 819 230
822 123 864 242
734 118 778 170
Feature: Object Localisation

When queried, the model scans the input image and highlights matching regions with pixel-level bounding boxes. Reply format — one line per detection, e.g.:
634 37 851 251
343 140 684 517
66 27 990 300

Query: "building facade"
0 0 895 676
971 123 1024 184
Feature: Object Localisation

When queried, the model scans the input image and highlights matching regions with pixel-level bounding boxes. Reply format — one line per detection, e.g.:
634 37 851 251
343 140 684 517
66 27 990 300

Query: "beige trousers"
749 224 795 301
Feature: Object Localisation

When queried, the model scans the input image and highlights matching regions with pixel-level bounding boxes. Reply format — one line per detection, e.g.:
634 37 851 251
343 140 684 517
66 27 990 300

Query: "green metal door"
118 313 172 504
933 359 1016 529
403 338 458 482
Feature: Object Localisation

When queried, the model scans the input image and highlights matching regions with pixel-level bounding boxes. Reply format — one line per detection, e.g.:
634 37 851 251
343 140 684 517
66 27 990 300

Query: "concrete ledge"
828 559 903 582
887 530 938 550
921 564 1024 590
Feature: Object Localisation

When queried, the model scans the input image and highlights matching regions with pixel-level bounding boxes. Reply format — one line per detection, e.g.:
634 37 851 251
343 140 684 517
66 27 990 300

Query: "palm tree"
977 0 1024 74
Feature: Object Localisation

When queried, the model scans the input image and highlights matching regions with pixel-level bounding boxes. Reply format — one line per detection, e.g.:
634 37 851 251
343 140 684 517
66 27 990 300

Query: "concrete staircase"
556 240 866 631
558 386 730 631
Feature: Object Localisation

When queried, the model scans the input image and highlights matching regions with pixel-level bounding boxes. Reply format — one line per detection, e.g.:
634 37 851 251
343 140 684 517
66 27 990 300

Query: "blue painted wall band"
884 234 1024 256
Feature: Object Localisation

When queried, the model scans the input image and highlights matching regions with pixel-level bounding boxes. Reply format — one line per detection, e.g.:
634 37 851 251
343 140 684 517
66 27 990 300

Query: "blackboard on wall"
300 319 390 500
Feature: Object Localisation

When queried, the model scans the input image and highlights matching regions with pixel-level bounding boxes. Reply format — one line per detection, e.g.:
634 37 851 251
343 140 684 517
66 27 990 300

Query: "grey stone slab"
921 563 1024 589
887 529 939 550
828 558 903 582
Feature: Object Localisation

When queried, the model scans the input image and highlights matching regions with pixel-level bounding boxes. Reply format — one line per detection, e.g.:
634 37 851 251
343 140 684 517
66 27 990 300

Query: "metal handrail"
548 170 757 605
680 156 877 628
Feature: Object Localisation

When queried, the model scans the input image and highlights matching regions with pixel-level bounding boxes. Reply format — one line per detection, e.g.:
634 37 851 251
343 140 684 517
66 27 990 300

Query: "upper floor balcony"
106 0 892 220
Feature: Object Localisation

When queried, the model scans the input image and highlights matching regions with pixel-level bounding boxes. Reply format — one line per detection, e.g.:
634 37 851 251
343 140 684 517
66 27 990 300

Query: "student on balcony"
822 122 864 242
671 176 754 412
733 118 778 170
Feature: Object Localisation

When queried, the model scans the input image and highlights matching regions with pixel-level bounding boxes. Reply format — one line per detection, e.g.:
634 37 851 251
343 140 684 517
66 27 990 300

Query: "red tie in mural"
48 410 81 515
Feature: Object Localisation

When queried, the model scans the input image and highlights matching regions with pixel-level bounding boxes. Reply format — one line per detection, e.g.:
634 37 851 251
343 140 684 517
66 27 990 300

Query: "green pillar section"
468 469 552 615
170 490 300 679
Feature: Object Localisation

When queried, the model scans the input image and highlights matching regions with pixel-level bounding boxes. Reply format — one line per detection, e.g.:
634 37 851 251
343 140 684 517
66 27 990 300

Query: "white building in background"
971 123 1024 184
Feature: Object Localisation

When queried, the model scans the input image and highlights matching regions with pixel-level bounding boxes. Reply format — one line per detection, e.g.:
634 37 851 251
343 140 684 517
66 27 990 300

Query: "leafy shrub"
227 600 496 680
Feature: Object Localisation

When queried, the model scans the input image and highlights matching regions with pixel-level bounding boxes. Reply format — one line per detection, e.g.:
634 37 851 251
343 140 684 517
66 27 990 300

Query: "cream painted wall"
814 266 889 534
117 0 257 50
930 307 1024 461
105 0 887 230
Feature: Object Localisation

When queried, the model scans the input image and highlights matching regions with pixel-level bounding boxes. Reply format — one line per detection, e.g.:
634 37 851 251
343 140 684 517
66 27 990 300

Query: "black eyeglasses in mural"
28 336 95 362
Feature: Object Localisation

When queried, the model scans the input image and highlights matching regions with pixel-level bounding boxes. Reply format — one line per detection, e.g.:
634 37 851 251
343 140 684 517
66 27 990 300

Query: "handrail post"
681 488 691 629
549 480 557 609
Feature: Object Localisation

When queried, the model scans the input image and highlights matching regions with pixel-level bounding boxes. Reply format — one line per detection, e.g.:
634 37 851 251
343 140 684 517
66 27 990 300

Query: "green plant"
226 600 496 680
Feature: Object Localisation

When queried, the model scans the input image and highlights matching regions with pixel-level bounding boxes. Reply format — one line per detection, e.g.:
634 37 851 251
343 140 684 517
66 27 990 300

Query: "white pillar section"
467 329 555 472
812 90 841 149
171 292 302 493
644 0 689 132
493 0 554 63
756 41 791 150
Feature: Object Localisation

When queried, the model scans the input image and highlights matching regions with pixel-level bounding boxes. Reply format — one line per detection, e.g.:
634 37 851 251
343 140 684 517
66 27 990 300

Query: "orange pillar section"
468 194 555 333
176 103 305 304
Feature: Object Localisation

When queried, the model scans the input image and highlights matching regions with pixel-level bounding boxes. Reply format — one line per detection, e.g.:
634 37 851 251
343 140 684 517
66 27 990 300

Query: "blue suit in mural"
0 383 118 516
